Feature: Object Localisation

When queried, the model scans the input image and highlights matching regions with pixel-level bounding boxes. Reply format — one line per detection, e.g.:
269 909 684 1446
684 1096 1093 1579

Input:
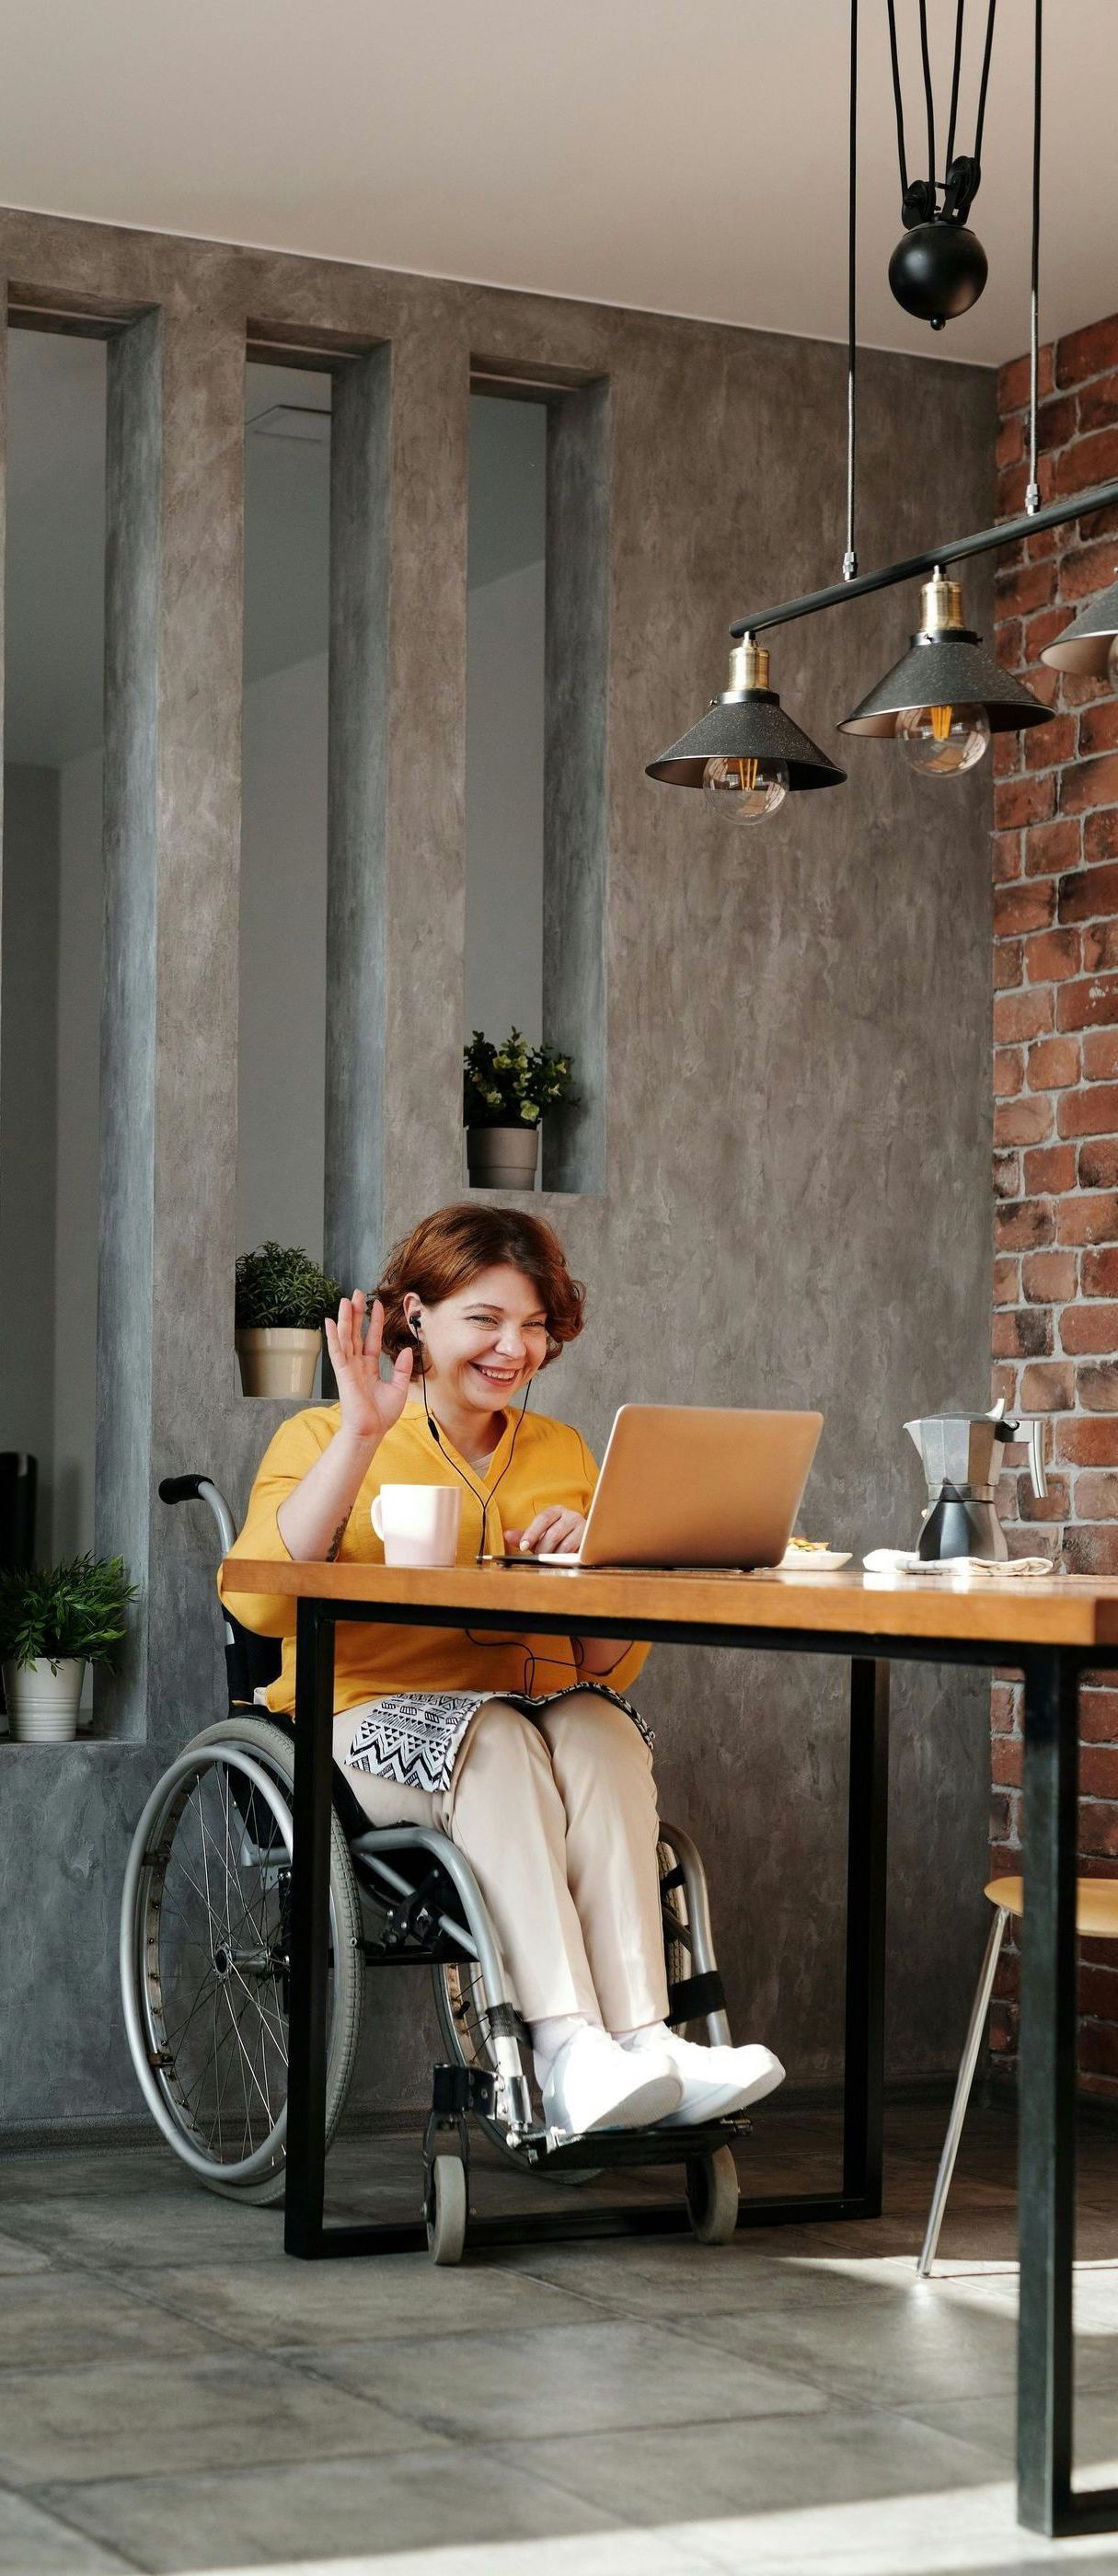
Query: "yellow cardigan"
218 1398 651 1715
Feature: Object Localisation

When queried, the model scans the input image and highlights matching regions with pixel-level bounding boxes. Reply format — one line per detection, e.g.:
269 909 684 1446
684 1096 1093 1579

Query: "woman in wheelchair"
220 1203 783 2145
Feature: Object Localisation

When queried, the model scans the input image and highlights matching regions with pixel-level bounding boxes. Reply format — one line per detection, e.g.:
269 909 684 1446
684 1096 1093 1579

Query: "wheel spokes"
141 1750 335 2168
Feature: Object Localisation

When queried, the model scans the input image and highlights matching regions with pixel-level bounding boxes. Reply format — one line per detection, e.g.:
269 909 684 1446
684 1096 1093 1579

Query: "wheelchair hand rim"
121 1743 294 2184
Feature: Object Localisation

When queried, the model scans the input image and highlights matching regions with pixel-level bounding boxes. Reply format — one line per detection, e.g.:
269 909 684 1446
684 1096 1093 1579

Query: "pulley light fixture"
648 0 1118 821
884 0 996 332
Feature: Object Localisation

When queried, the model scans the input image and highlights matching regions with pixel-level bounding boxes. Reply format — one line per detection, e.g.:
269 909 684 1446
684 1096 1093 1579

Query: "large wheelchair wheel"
121 1716 363 2204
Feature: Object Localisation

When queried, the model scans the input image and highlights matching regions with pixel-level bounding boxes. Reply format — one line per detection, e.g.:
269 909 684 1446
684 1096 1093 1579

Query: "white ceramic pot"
236 1327 321 1397
466 1124 540 1190
3 1657 86 1743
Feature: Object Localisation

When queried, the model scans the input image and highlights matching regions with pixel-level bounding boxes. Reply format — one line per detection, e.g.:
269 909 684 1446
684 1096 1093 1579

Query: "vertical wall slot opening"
467 372 608 1196
1 319 109 1722
237 359 333 1390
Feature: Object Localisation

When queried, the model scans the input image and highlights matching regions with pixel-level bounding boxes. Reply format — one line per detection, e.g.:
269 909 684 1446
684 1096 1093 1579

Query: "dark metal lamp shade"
647 687 846 789
1040 578 1118 678
838 627 1051 736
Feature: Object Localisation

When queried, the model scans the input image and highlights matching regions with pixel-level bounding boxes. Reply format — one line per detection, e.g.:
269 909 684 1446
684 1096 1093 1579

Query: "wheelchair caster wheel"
685 2145 739 2246
426 2153 468 2265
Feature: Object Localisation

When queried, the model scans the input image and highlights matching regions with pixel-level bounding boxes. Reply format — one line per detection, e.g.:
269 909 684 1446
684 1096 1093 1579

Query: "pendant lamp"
646 638 845 821
1040 579 1118 682
646 0 1118 811
837 570 1051 773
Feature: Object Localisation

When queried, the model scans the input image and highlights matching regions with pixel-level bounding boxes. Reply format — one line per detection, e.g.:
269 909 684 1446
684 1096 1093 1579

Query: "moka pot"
904 1407 1047 1561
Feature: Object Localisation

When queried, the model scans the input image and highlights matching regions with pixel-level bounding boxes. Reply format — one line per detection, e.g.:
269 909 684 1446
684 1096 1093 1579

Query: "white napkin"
862 1547 1057 1579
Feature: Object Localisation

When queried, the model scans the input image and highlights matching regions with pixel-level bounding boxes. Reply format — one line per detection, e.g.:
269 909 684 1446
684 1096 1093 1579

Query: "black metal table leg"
1018 1645 1079 2536
842 1657 890 2210
284 1599 337 2258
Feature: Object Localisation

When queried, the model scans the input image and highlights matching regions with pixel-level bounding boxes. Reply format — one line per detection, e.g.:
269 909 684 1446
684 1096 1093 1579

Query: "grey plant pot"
466 1124 540 1190
3 1656 85 1742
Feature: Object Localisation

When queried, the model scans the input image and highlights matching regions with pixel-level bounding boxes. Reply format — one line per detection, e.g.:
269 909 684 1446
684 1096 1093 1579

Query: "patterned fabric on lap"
345 1683 651 1796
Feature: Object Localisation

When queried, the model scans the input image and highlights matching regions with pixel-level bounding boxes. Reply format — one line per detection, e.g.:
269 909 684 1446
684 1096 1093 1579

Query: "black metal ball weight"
888 221 988 329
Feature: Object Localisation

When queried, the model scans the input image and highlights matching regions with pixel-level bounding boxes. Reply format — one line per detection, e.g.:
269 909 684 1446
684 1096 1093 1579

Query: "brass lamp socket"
726 636 770 695
919 570 966 637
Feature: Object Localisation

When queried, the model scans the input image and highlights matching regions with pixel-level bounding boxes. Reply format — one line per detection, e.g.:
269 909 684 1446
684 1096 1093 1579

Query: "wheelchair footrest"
431 2061 500 2121
519 2111 753 2172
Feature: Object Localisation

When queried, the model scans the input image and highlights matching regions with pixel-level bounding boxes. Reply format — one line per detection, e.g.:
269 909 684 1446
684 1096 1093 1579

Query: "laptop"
498 1402 824 1571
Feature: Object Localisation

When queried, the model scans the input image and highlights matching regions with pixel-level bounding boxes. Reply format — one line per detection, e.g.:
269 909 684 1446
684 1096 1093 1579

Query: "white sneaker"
540 2025 683 2138
621 2027 786 2127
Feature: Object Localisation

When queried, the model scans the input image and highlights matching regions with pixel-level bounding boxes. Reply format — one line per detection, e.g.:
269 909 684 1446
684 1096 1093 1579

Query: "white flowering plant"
463 1028 577 1130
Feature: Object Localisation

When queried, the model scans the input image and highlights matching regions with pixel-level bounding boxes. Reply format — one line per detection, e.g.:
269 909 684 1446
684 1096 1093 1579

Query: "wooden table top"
224 1558 1118 1650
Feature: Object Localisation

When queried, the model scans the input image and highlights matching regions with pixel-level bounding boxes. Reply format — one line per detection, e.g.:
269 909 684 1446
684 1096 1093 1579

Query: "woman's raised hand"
324 1292 413 1444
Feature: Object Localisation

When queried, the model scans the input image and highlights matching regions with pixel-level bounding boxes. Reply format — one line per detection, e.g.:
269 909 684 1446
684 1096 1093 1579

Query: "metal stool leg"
917 1905 1009 2278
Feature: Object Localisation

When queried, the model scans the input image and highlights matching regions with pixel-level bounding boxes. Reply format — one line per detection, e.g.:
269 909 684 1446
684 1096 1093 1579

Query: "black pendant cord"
917 0 936 194
844 0 859 581
945 0 965 173
885 0 908 204
973 0 997 176
1026 0 1043 515
887 0 997 225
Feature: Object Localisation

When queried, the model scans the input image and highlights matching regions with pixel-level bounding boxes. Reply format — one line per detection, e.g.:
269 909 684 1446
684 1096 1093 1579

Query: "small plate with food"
780 1538 852 1572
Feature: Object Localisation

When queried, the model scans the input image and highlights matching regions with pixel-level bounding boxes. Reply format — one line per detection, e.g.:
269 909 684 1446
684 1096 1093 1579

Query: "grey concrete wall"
0 207 996 2131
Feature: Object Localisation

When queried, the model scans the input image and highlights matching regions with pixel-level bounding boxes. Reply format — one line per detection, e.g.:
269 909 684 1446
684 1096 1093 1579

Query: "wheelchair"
120 1473 754 2263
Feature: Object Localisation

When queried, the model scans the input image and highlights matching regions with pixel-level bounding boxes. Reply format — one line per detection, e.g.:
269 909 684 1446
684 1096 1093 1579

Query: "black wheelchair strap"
667 1969 726 2021
659 1863 686 1892
485 2002 529 2045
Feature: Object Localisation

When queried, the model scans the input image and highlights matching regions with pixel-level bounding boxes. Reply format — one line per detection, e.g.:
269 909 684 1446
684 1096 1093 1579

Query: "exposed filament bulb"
702 753 789 823
895 700 990 777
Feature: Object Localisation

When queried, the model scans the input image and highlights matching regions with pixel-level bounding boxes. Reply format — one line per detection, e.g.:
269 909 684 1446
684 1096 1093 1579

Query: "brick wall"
991 311 1118 2092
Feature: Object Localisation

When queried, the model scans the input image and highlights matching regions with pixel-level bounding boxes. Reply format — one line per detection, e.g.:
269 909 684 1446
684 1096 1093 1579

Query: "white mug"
371 1484 462 1568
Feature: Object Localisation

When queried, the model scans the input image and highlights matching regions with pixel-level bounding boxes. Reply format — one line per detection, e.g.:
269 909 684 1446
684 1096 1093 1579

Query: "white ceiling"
0 0 1114 368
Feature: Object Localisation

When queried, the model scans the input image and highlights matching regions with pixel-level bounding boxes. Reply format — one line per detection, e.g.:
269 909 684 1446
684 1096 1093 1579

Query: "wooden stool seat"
985 1875 1118 1939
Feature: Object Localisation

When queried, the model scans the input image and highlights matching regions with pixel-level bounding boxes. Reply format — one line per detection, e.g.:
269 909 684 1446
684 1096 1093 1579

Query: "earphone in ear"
409 1313 422 1339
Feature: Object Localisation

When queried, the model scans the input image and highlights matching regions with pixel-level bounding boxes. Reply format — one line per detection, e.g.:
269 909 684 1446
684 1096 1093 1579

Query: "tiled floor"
6 2098 1118 2574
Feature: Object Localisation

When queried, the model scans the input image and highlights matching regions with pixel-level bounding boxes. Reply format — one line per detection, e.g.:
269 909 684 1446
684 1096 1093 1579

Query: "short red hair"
376 1204 585 1372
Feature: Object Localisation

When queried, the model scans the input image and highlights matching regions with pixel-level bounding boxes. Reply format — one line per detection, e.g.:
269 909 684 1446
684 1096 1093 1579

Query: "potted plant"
0 1554 136 1743
463 1028 577 1190
235 1242 342 1397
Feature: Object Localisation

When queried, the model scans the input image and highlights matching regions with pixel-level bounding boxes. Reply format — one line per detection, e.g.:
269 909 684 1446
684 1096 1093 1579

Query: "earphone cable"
405 1317 625 1690
418 1351 532 1562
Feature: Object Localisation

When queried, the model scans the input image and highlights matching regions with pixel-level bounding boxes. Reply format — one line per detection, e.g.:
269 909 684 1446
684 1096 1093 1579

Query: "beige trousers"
332 1692 669 2029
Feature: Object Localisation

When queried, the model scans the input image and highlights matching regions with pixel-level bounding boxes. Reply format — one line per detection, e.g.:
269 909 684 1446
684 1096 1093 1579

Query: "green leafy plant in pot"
236 1242 343 1397
0 1554 136 1742
463 1029 576 1190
